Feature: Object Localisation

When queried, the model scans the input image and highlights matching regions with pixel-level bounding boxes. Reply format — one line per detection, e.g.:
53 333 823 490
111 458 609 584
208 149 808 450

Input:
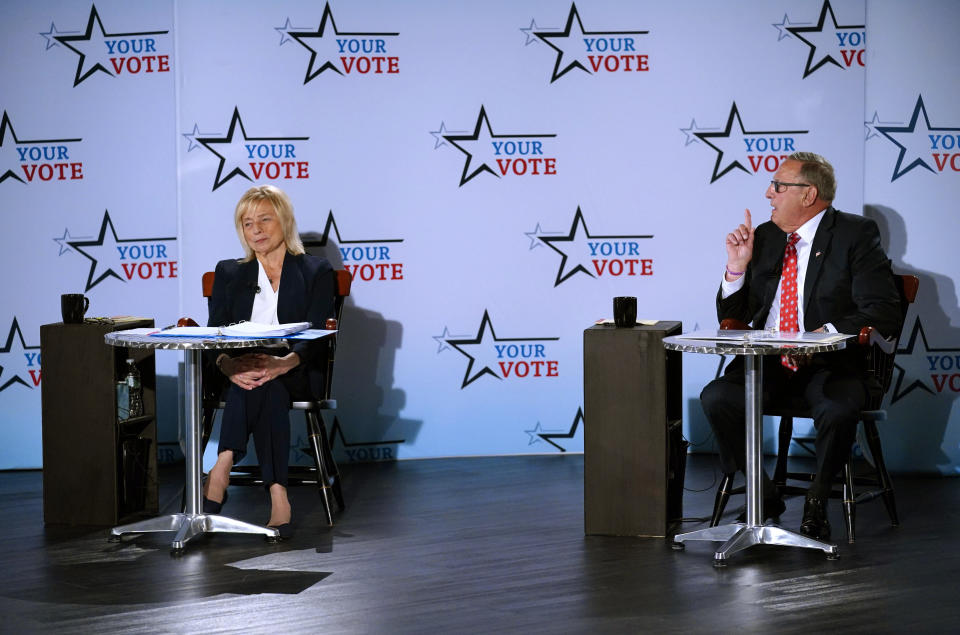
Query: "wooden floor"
1 454 958 633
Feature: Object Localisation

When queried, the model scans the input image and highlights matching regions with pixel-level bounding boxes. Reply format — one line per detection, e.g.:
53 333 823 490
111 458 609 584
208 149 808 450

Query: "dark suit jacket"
207 252 336 397
717 207 901 351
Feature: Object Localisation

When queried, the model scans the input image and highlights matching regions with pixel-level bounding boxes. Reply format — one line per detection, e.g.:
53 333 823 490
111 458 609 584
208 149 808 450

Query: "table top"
104 330 287 350
663 330 849 356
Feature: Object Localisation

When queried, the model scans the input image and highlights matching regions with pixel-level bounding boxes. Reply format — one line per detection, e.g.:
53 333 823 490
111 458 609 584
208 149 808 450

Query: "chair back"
202 271 216 299
719 274 920 412
322 269 352 401
201 268 351 306
865 274 919 408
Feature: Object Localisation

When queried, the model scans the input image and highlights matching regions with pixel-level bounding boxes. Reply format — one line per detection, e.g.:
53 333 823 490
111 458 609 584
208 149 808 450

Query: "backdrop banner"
2 0 958 475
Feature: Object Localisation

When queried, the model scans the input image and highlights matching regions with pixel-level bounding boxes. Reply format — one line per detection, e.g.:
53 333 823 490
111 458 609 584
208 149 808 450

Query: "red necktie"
780 232 801 370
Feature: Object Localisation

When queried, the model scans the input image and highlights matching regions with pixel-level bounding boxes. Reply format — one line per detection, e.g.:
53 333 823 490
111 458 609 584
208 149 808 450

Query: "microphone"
247 282 261 294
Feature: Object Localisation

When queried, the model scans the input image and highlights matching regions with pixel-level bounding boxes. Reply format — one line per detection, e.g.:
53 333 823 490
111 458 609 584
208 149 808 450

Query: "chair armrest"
857 326 896 355
719 318 751 330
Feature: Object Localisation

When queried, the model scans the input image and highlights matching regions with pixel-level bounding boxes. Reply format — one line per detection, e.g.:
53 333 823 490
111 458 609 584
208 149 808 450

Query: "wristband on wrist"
725 266 745 277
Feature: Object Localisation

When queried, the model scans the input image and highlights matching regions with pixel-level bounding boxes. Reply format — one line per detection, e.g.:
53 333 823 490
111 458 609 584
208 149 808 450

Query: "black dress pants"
218 362 311 490
699 354 867 500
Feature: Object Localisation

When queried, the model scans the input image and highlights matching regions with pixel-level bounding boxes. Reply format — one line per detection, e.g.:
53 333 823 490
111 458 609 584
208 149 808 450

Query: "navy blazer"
717 207 901 340
208 252 336 396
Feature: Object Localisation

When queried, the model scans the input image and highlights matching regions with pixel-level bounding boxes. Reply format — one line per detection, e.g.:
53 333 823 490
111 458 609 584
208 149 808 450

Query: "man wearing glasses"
699 151 902 539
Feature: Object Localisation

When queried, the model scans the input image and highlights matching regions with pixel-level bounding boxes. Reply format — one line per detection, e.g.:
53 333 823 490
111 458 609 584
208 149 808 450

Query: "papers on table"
120 328 160 336
674 329 853 345
220 321 310 337
154 326 220 336
286 329 335 340
147 321 334 339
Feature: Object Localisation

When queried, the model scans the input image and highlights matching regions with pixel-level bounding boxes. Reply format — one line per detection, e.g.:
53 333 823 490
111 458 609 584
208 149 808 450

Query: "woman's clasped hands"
221 352 299 390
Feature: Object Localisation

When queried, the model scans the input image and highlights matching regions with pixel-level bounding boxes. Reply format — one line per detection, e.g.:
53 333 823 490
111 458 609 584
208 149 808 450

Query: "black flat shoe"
202 489 228 514
800 495 831 540
266 523 293 541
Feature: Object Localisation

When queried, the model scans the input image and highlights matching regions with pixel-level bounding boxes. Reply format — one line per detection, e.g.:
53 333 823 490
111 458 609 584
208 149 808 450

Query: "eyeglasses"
770 180 810 194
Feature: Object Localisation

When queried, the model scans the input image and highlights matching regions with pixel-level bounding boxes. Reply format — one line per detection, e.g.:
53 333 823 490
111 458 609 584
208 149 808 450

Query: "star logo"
533 3 649 83
785 0 864 78
864 111 897 141
304 210 403 251
691 102 807 183
771 13 810 42
274 17 310 46
874 95 960 181
890 317 960 404
286 2 399 83
442 106 556 186
519 19 549 46
0 111 82 185
537 206 652 286
52 4 169 87
181 123 218 153
301 210 404 284
191 107 309 191
444 311 559 389
0 318 41 393
526 408 584 452
428 121 468 150
39 21 78 50
53 227 91 256
678 118 720 147
524 222 564 250
66 210 176 292
431 326 471 354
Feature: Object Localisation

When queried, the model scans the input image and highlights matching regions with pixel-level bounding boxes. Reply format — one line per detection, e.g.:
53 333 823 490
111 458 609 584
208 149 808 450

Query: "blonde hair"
233 185 305 261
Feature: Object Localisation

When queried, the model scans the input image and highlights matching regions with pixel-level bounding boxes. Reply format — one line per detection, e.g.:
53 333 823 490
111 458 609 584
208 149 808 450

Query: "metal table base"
106 345 278 550
109 511 278 550
668 352 838 564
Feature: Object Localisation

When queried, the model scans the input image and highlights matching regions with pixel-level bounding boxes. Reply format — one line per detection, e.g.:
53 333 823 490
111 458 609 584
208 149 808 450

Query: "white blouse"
250 260 279 325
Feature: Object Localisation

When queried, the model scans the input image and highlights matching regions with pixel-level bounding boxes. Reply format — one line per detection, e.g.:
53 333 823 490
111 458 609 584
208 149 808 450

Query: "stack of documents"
674 329 852 344
220 321 310 336
150 321 312 337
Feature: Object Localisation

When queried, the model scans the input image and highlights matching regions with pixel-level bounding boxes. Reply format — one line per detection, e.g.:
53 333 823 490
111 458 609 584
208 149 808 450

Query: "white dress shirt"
721 209 835 332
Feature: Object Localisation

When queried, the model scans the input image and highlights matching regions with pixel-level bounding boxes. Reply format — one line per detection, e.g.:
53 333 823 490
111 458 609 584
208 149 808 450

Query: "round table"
663 331 848 565
104 331 288 551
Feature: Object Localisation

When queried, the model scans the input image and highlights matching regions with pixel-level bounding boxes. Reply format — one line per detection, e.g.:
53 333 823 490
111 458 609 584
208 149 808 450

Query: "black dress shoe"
800 495 831 540
266 523 293 541
202 489 228 514
736 496 786 523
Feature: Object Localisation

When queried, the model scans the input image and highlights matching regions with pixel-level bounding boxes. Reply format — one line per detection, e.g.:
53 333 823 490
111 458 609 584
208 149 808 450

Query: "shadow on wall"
864 204 960 475
302 233 423 463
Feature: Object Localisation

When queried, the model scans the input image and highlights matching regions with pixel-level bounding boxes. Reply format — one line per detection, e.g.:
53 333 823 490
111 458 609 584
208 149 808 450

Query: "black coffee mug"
61 294 89 324
613 296 637 328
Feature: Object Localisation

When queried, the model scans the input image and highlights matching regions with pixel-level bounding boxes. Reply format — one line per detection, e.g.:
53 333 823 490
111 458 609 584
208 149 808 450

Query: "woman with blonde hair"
204 185 335 538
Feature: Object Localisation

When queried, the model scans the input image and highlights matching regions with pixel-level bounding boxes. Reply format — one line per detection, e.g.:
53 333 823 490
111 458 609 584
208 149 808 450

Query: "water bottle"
125 358 144 418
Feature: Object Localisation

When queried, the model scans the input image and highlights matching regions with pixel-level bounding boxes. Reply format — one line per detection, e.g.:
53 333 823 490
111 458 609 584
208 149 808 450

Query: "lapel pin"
815 251 822 258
